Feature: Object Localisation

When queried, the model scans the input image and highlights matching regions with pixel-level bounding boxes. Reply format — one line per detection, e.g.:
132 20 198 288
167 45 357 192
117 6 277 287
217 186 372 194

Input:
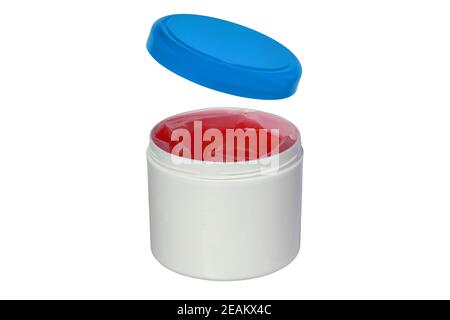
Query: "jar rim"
150 107 301 164
147 134 303 180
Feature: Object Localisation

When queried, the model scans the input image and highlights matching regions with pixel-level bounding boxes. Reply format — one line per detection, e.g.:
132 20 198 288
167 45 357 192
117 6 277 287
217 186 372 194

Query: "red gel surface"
151 109 299 162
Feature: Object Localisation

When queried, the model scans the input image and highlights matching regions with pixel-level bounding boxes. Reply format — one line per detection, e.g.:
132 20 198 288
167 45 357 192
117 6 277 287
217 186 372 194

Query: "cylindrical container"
145 14 304 280
147 108 303 280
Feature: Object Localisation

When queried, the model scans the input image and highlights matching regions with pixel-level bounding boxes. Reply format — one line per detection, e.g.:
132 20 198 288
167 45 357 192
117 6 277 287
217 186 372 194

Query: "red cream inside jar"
151 109 299 162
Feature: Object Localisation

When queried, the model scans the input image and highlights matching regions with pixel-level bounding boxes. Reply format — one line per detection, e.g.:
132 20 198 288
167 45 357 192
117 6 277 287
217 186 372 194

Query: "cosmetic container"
146 14 303 280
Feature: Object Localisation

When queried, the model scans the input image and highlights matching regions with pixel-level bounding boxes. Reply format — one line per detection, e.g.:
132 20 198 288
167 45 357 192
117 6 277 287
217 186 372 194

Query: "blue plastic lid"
146 14 302 100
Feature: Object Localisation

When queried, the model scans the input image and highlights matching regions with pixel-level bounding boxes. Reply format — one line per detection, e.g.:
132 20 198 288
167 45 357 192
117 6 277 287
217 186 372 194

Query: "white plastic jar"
146 14 303 280
147 108 303 280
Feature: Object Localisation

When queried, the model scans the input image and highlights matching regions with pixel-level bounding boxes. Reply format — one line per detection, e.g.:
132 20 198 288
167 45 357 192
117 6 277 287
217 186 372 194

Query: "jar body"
147 133 303 280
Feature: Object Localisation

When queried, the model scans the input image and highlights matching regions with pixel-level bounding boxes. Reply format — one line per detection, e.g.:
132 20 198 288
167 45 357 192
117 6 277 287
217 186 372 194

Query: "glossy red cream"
151 109 299 162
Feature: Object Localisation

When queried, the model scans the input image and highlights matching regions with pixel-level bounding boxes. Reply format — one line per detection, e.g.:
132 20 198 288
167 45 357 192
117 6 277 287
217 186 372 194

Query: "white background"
0 0 449 299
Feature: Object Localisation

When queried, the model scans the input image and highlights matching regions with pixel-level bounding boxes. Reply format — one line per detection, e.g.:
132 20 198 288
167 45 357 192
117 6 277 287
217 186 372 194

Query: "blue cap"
147 14 302 100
